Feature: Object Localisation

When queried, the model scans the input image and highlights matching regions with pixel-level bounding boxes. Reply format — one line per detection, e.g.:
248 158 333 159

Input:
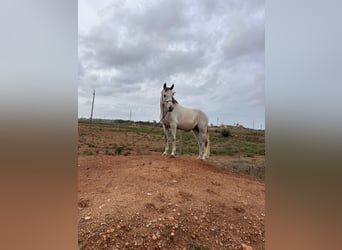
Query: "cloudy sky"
78 0 264 129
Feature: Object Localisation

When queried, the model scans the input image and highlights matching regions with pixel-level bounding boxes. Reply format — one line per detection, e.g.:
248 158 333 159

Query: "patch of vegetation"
229 160 265 181
115 146 123 155
221 128 231 137
136 146 142 155
211 148 237 156
190 242 209 250
87 143 96 148
105 149 112 155
78 242 87 250
153 147 165 153
83 150 93 155
244 152 255 157
253 165 265 180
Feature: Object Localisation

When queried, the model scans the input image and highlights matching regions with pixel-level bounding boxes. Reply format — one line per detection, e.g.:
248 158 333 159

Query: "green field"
78 119 264 157
78 119 265 180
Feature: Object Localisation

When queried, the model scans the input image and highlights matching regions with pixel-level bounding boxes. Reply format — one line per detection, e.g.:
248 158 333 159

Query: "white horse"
160 83 210 160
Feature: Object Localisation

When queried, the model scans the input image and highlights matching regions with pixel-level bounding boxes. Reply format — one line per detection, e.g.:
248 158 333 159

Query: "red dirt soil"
78 154 265 249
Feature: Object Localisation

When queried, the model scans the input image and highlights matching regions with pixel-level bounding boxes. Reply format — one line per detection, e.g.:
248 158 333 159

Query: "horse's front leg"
162 125 169 155
170 125 177 158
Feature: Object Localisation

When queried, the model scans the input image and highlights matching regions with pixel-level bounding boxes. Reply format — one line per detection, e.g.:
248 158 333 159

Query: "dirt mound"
78 155 265 249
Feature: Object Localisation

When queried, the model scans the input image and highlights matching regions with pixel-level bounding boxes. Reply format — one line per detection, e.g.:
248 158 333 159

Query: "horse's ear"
170 84 174 90
163 83 167 90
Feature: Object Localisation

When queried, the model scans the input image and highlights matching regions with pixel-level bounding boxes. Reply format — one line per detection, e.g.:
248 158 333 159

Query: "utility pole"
238 132 241 162
130 109 132 122
90 89 95 126
253 120 254 129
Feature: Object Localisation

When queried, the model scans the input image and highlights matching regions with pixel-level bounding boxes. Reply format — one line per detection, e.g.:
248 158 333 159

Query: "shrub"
105 149 112 155
115 146 123 155
221 128 231 137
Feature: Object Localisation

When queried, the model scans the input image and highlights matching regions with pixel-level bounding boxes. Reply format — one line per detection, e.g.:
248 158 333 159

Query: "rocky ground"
78 154 265 249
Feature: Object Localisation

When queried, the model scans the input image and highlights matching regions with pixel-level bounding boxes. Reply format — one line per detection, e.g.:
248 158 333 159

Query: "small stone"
152 234 157 240
241 243 253 250
147 193 152 196
84 216 91 220
177 213 181 216
194 216 198 220
170 232 175 236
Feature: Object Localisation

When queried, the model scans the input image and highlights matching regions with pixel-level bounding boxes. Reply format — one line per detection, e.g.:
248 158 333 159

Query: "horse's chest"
162 121 171 129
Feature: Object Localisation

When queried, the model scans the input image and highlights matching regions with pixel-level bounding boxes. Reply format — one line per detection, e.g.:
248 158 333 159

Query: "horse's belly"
177 123 195 131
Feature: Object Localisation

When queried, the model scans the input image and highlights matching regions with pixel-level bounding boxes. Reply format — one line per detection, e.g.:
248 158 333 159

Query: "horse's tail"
206 129 210 157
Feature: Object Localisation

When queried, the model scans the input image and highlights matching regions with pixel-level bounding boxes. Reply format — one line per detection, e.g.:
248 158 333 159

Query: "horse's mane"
172 97 178 104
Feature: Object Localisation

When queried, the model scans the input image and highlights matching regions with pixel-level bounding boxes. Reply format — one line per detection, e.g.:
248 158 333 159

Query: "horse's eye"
163 95 166 98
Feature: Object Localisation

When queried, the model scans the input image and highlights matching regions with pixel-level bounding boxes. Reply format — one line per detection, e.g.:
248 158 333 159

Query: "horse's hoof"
170 154 175 158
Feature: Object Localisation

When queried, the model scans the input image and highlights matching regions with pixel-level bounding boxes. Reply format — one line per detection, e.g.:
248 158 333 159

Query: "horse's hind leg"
201 130 209 160
200 138 206 160
192 129 203 159
199 129 208 160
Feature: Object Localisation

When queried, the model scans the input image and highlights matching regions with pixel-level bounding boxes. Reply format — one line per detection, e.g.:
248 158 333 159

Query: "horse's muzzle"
168 106 174 112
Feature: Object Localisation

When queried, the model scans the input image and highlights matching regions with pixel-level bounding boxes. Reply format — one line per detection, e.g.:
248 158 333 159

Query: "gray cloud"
223 24 264 60
79 0 265 128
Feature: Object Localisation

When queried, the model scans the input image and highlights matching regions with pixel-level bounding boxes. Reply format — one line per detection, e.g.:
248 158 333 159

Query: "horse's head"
161 82 176 112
